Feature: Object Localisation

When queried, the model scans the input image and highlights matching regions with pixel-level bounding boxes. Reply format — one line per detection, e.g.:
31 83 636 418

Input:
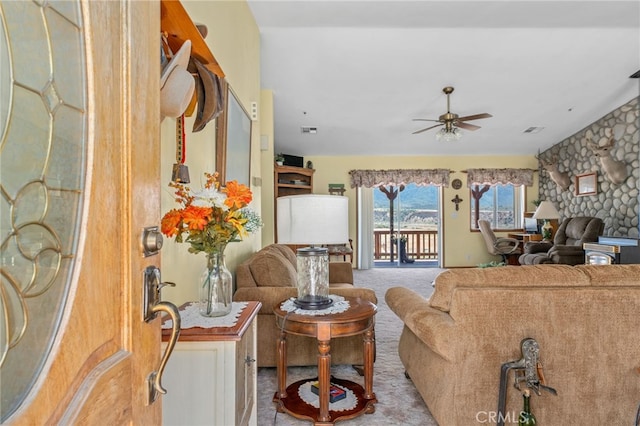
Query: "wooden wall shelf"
274 165 314 242
275 165 314 197
160 0 225 78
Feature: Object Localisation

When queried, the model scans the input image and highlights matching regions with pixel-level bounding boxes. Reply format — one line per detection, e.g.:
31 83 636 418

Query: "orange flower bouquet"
161 172 261 317
161 172 261 255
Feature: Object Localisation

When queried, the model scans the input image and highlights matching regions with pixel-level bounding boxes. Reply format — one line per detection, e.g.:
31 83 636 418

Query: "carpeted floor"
256 267 445 425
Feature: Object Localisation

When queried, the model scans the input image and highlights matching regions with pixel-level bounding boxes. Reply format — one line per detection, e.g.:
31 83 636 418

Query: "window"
470 184 524 230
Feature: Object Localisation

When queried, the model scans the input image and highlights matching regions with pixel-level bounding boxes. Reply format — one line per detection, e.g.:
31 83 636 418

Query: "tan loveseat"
233 244 377 367
386 264 640 425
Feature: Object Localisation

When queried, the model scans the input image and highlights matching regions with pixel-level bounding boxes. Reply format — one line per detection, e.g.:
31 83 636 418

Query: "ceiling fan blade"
454 121 481 131
457 113 493 121
412 123 443 134
412 118 441 122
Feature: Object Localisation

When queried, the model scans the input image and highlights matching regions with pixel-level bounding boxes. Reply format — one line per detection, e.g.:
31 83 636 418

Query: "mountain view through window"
374 183 439 230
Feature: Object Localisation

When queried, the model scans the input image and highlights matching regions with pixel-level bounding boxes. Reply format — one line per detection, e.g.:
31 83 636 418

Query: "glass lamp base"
293 295 334 310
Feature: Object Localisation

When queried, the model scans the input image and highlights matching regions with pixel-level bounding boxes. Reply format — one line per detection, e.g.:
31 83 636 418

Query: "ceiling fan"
412 86 492 139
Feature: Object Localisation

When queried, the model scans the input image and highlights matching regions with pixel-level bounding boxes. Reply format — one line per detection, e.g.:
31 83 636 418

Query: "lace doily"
162 301 247 329
280 295 350 316
297 381 357 411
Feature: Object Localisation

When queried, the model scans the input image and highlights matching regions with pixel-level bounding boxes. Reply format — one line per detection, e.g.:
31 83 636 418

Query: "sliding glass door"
372 183 441 267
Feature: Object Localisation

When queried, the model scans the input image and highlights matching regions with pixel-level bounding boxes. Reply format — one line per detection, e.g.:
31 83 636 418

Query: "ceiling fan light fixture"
436 127 462 142
413 86 490 140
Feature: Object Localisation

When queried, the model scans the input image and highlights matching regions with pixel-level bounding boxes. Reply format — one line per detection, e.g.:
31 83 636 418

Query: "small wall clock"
452 178 462 190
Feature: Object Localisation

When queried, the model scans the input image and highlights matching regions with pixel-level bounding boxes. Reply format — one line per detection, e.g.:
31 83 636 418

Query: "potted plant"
275 153 285 166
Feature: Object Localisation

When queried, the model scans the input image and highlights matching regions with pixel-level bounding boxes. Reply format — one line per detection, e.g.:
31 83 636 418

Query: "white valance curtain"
349 169 451 188
465 168 534 187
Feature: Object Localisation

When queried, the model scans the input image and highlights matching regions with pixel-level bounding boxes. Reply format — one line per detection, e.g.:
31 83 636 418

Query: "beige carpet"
256 267 444 425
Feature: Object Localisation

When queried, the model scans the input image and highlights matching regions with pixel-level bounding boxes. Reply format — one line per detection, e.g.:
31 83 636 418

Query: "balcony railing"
374 229 438 260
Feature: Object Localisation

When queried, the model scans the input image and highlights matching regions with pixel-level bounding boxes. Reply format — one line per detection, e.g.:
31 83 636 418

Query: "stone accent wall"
538 97 639 238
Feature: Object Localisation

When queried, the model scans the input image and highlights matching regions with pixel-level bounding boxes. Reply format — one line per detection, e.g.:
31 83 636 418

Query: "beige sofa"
233 244 377 367
386 264 640 425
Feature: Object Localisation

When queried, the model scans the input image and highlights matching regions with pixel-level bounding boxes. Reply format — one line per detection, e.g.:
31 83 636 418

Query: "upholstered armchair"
519 216 604 265
233 244 377 367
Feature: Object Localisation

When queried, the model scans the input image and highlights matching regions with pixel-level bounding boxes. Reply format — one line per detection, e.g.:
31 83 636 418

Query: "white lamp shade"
532 201 560 220
277 195 349 245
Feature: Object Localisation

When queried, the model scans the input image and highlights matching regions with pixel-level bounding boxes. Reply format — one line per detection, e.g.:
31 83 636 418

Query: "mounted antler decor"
586 133 628 184
536 151 570 191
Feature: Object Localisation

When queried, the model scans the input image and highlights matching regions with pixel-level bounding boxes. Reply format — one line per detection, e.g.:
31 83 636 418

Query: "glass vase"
199 250 232 317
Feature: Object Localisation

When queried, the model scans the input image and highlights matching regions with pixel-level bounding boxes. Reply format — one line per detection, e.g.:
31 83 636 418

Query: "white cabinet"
161 301 261 426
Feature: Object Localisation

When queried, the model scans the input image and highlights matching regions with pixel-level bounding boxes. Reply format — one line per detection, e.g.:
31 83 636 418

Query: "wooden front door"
2 1 168 424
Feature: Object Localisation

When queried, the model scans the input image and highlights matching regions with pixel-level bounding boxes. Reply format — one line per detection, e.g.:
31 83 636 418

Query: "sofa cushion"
267 244 297 266
575 264 640 286
248 250 297 287
430 265 590 312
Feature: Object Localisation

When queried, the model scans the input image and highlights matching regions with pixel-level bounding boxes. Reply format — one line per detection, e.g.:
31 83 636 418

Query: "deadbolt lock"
142 226 163 257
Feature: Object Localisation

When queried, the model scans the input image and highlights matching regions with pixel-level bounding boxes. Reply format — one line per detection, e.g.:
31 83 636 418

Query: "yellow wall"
298 155 539 268
160 1 262 305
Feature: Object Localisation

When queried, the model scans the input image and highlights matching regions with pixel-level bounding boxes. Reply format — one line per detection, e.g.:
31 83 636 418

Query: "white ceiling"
247 0 640 157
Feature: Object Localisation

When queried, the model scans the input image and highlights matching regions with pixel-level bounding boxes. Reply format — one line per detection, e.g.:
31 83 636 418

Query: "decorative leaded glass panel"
0 0 87 420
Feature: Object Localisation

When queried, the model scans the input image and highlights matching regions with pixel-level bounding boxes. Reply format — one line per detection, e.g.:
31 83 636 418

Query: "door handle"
143 266 181 404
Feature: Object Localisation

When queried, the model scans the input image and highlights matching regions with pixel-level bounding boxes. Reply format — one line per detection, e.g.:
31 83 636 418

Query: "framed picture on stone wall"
575 172 597 196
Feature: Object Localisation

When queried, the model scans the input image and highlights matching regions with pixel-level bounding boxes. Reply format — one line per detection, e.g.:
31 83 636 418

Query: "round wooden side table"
272 296 377 425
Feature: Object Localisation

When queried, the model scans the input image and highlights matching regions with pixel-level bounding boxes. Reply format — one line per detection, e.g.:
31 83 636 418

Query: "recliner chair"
518 216 604 265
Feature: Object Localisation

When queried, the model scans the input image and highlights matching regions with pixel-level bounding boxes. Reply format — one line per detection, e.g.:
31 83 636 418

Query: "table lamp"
277 195 349 310
532 201 560 241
